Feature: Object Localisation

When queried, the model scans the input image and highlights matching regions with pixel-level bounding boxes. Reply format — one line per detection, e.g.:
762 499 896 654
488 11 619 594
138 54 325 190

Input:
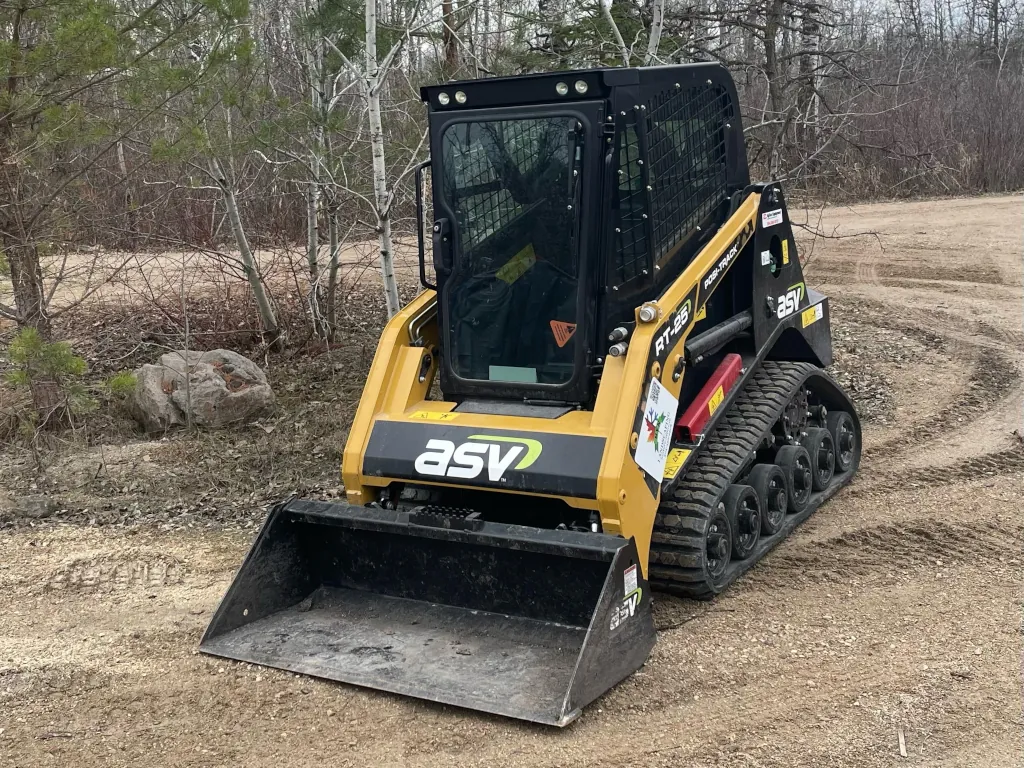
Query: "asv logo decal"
414 435 542 482
776 282 805 319
609 589 643 631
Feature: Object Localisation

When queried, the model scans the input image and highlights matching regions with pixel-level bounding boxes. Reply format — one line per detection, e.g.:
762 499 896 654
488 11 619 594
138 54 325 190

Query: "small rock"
14 495 60 520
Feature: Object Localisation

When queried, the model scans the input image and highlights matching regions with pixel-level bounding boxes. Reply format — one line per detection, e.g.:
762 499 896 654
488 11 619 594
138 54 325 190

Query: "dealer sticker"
635 377 678 480
761 209 784 228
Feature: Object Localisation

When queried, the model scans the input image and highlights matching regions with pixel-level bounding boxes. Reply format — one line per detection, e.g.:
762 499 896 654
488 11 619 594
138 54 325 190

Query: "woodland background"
1 0 1023 427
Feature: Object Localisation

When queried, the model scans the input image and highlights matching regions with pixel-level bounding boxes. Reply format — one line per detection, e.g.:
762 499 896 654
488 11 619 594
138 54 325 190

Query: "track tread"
650 360 856 599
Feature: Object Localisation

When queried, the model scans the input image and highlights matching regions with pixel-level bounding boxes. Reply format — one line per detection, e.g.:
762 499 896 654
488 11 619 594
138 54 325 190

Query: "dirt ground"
2 195 1022 767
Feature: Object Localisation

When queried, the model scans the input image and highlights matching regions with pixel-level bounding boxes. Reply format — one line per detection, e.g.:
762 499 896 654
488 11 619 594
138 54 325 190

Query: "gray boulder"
130 349 274 432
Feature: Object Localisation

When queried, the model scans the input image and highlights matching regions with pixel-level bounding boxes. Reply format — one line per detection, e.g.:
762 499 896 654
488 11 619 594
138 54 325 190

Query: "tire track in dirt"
886 444 1024 486
879 278 1021 301
836 296 1023 461
880 262 1008 285
45 550 185 592
853 256 880 285
763 519 1024 582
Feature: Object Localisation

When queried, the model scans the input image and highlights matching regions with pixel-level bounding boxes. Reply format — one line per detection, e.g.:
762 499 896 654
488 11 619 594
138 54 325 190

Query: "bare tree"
601 0 632 65
645 0 666 64
325 2 427 317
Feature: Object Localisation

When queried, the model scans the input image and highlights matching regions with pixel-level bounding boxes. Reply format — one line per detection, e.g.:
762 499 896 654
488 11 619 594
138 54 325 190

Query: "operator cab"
418 66 749 406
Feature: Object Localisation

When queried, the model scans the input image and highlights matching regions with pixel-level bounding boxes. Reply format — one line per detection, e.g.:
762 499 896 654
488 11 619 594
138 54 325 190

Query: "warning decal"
663 447 691 480
408 410 458 421
550 320 577 348
707 385 725 415
623 564 638 597
801 303 824 328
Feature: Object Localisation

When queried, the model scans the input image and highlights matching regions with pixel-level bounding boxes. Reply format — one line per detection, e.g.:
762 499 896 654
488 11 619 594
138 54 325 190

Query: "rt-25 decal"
654 297 692 357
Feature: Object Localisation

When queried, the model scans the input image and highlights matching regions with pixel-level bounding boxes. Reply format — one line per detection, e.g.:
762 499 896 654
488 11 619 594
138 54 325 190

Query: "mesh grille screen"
644 83 732 262
612 125 649 284
442 120 566 253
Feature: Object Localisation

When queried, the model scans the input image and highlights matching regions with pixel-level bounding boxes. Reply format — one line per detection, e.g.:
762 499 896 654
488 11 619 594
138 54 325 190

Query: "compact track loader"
202 64 861 726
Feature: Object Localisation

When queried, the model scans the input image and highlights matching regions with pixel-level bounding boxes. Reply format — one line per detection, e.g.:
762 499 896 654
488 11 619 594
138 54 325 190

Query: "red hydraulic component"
675 353 744 442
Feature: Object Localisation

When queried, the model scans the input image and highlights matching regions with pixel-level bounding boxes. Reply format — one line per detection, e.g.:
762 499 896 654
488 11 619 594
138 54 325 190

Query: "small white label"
624 564 638 597
760 250 772 266
762 209 784 228
635 377 678 480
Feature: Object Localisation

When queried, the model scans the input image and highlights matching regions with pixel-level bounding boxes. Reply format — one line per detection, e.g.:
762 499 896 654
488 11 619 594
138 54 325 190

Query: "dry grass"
0 263 424 529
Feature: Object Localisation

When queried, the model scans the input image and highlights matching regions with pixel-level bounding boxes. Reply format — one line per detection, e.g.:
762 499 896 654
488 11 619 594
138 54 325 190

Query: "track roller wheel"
723 485 760 559
776 445 812 513
826 411 858 472
802 427 836 491
704 506 733 586
746 464 787 536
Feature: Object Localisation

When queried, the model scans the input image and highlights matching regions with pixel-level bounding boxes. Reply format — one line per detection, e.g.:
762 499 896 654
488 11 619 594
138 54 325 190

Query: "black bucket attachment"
200 499 655 726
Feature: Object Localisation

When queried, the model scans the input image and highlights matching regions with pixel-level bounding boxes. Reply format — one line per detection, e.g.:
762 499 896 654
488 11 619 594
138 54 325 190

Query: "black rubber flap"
200 500 656 726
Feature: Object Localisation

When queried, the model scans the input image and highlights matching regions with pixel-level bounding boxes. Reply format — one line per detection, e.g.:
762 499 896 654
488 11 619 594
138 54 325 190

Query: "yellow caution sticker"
782 239 790 265
408 410 458 421
708 385 725 415
496 243 537 284
663 448 691 480
801 303 824 328
694 305 707 322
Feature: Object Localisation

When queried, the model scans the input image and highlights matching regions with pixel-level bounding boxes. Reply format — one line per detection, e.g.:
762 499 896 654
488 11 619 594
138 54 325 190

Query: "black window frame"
429 101 605 404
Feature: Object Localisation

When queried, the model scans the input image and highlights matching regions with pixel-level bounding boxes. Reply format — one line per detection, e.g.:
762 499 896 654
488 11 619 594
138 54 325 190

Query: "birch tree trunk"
306 48 329 338
797 3 821 157
644 0 665 65
208 156 281 340
306 59 322 288
326 201 342 338
115 131 136 244
365 0 402 317
601 0 631 65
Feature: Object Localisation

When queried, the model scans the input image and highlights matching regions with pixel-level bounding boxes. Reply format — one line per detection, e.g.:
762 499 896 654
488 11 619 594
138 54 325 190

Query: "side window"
644 84 731 267
611 126 650 287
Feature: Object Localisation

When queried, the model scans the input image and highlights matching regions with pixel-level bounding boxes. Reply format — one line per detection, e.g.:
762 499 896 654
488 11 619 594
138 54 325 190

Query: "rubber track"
649 360 839 598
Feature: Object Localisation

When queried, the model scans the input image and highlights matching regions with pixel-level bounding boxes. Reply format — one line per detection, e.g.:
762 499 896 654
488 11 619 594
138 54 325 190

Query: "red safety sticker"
550 320 577 348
